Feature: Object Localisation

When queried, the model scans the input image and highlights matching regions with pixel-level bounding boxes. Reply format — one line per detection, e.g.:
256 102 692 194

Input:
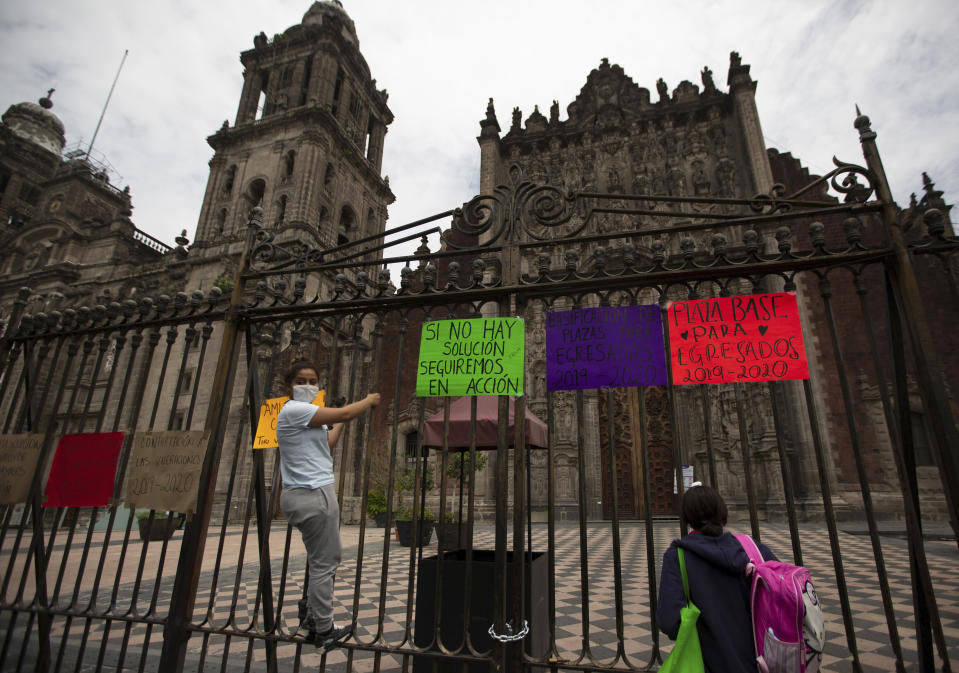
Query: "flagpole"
86 49 128 159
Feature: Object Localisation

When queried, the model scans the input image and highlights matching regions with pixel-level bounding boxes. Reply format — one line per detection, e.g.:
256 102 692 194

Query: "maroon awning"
421 396 548 450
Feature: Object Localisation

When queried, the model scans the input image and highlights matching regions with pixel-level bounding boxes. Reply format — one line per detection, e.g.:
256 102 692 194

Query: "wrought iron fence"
0 117 956 673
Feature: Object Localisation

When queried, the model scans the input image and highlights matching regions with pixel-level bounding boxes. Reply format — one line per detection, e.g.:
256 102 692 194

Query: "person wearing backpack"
657 484 778 673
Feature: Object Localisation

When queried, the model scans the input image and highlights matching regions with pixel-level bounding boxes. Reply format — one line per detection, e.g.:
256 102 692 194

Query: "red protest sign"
667 292 808 384
43 432 125 507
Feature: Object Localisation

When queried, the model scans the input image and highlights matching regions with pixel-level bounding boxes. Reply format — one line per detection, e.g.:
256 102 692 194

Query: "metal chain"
487 619 529 643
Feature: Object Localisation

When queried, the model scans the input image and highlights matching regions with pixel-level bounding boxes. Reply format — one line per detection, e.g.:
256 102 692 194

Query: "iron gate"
0 115 957 673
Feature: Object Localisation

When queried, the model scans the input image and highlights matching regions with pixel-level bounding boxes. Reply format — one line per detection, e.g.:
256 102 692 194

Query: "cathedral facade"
1 1 954 526
472 54 779 519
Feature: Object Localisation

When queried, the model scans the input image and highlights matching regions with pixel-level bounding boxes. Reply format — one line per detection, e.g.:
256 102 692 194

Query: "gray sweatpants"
281 484 341 632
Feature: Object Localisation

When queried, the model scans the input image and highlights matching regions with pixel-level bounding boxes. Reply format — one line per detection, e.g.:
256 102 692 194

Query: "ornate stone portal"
474 53 807 519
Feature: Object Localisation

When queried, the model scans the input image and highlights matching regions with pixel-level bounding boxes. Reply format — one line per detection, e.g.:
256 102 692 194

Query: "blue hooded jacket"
657 532 777 673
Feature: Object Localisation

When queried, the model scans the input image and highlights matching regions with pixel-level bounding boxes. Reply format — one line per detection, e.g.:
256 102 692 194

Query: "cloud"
2 0 957 249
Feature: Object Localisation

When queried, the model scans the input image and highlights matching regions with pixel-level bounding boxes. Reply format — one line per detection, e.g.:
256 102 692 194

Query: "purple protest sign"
546 305 668 390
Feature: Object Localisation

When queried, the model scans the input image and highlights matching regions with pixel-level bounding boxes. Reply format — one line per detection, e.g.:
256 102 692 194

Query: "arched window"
331 66 345 116
299 57 312 107
365 118 375 157
366 207 375 234
247 178 266 207
338 205 355 245
215 208 227 236
277 195 287 223
223 165 236 194
256 70 270 119
285 151 295 177
349 95 362 122
324 163 335 189
405 431 427 472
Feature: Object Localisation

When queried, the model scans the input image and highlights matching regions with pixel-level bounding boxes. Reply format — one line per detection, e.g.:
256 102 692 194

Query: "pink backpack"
734 534 824 673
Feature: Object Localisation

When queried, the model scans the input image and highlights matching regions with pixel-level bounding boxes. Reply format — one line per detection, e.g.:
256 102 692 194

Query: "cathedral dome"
2 90 66 157
301 0 358 47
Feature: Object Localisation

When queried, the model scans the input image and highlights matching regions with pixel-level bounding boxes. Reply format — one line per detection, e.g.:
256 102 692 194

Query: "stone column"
367 121 386 173
477 102 502 197
195 156 225 243
727 54 774 195
311 52 338 110
235 69 261 124
228 151 253 236
291 58 308 108
293 134 325 228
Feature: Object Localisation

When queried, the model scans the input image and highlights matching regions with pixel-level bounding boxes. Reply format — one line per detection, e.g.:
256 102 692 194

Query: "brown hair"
283 360 320 388
682 485 728 537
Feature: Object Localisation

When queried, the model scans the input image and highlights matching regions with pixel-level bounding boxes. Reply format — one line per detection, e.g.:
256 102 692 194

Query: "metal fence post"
855 109 959 537
158 208 261 672
0 287 31 378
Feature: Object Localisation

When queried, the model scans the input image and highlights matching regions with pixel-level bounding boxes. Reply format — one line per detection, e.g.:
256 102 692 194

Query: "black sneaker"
314 623 352 651
298 614 316 637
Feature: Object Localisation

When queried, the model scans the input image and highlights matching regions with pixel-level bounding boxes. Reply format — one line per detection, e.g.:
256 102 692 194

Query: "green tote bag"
659 548 706 673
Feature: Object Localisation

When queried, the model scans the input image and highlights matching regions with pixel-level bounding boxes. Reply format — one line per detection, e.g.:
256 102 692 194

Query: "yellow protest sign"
253 390 324 449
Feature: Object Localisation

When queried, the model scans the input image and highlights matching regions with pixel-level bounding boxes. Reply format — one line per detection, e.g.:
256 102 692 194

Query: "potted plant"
395 506 435 546
434 511 464 549
393 463 434 547
435 451 487 549
366 488 388 527
365 444 393 527
135 510 181 541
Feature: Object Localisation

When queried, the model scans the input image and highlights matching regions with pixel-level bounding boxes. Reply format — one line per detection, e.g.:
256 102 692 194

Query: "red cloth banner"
667 292 809 384
43 432 125 507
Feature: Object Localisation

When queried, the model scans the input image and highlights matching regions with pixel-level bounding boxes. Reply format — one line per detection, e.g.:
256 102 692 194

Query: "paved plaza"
1 520 957 672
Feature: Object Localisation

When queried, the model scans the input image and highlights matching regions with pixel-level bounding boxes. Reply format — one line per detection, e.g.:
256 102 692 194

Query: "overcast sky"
2 1 957 251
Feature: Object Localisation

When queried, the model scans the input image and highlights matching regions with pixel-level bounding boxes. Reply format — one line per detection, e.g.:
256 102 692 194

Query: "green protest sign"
416 317 525 397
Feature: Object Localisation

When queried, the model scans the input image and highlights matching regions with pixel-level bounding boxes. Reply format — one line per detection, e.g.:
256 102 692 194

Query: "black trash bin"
413 549 547 673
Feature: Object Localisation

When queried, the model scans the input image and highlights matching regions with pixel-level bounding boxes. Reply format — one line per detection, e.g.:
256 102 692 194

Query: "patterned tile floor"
1 520 956 672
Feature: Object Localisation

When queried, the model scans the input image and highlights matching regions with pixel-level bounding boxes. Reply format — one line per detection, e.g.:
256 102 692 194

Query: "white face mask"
292 384 319 403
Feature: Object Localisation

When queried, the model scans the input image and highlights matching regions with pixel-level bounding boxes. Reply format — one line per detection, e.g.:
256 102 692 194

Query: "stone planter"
434 521 469 549
395 520 434 547
136 516 180 542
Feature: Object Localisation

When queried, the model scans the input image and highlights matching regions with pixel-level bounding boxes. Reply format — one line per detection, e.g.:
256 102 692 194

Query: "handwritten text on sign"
416 318 525 397
253 390 325 449
124 431 207 514
44 433 125 508
546 306 667 390
668 293 808 384
0 434 43 505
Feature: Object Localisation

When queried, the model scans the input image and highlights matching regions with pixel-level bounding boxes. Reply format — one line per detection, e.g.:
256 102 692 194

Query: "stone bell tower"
191 0 394 261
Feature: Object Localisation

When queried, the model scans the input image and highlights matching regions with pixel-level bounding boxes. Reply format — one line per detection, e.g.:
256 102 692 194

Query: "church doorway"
599 386 677 518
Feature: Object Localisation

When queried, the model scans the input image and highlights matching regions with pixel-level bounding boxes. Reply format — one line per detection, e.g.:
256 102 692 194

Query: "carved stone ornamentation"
656 78 669 103
668 167 687 197
692 160 710 196
525 105 548 134
607 165 623 193
631 169 650 196
673 80 699 103
701 65 717 93
715 158 737 197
